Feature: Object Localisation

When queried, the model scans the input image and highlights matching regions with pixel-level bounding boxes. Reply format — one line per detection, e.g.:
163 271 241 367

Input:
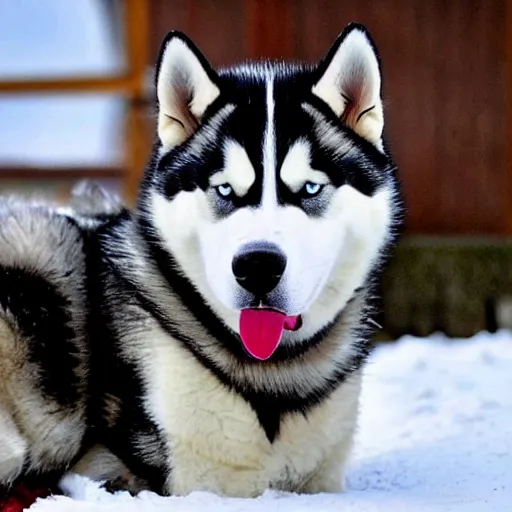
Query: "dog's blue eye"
216 184 233 199
303 182 323 197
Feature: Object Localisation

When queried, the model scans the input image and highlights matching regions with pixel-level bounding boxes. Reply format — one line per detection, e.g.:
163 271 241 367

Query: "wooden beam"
0 166 123 180
124 0 150 98
123 0 152 204
0 76 139 95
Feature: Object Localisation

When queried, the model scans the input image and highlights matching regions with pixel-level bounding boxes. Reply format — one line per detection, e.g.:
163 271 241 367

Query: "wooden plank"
0 166 123 180
123 99 153 203
0 76 139 95
246 0 297 60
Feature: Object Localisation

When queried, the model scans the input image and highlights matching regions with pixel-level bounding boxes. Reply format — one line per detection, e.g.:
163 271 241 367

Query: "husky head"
140 23 401 360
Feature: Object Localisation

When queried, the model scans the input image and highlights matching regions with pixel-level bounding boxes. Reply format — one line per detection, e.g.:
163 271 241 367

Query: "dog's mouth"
239 308 302 361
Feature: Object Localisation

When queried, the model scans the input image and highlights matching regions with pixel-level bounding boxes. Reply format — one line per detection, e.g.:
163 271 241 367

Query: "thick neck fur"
98 212 374 441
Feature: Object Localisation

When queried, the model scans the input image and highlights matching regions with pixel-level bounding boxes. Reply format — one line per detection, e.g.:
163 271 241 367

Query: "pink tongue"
239 309 300 360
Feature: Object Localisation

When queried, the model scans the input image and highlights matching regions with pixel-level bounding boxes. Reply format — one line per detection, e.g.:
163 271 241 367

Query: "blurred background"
0 0 509 339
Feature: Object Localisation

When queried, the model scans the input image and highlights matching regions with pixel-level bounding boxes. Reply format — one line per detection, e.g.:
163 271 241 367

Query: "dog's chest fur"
135 320 361 497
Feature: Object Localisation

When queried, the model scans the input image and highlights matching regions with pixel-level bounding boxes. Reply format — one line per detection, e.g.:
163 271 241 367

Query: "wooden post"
123 0 151 205
507 0 512 233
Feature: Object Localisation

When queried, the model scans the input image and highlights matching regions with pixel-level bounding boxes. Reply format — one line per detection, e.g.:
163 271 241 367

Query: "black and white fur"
0 23 402 498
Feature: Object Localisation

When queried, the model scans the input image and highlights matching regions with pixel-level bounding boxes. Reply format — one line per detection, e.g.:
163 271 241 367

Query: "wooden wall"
148 0 508 235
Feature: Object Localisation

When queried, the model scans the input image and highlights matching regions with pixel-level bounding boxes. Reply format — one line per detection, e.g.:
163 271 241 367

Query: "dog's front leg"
298 435 355 494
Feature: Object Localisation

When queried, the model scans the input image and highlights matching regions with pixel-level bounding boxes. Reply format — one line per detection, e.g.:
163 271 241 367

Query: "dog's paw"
301 478 345 495
101 474 150 496
299 467 346 494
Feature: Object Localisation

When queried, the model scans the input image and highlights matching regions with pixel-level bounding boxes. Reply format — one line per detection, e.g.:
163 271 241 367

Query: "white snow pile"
30 331 512 512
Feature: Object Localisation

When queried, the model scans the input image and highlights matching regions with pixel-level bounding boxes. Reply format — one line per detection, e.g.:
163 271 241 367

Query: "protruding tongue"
239 309 301 360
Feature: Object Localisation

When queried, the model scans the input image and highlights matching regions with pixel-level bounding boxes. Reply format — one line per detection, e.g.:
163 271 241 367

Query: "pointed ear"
312 24 384 150
155 32 221 148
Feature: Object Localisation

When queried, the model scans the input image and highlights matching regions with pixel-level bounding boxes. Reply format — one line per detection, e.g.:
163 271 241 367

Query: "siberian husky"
0 23 402 498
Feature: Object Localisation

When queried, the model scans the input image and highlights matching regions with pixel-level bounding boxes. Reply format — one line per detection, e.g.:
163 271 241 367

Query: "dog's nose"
232 242 287 297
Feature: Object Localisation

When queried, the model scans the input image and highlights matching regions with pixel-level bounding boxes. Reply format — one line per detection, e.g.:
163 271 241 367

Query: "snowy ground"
30 331 512 512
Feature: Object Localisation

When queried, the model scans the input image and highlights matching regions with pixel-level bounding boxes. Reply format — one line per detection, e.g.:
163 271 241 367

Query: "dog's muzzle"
232 241 301 360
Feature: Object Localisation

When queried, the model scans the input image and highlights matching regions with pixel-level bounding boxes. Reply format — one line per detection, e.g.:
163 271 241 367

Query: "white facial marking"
273 183 394 333
262 75 277 207
210 141 256 197
150 190 240 331
280 140 330 193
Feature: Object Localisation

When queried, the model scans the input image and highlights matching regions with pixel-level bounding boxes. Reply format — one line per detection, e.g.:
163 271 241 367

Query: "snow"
29 330 512 511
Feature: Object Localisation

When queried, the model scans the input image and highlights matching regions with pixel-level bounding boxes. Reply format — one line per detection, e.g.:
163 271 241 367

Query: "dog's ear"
312 24 384 150
155 32 220 148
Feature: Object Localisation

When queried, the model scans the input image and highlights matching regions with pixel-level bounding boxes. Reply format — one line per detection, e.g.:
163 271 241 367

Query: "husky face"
143 24 400 345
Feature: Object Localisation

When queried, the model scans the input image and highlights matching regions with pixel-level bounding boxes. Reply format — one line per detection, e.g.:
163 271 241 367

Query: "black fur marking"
156 74 269 214
81 217 169 495
115 259 368 443
0 265 81 406
299 100 394 195
158 118 227 199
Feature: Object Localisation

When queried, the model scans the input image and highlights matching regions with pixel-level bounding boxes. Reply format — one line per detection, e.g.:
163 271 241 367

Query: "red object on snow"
1 484 52 512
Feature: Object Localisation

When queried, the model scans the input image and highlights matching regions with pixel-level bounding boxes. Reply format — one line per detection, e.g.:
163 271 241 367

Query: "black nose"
232 242 287 297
